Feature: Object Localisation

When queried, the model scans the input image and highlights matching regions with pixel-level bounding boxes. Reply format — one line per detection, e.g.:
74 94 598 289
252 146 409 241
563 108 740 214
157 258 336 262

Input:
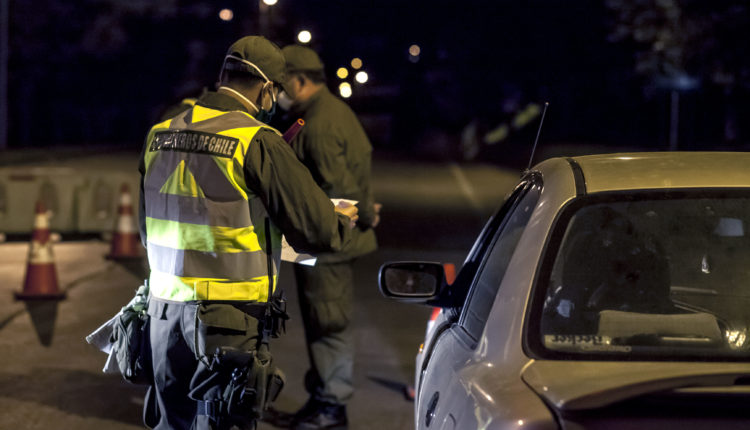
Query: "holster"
209 345 286 423
265 295 289 339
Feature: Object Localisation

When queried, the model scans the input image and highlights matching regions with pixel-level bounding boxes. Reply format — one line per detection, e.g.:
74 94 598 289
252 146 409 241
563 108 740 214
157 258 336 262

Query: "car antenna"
524 101 549 174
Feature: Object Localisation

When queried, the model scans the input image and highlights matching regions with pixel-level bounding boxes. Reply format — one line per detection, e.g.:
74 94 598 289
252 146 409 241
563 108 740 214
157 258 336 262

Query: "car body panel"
391 152 750 429
522 360 750 410
572 152 750 193
417 159 578 429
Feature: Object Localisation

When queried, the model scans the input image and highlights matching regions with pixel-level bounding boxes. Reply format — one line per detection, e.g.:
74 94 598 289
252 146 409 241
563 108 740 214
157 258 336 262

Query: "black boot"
291 398 347 430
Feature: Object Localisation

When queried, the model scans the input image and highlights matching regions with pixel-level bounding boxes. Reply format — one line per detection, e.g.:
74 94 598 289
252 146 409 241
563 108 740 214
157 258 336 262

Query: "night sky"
4 0 749 154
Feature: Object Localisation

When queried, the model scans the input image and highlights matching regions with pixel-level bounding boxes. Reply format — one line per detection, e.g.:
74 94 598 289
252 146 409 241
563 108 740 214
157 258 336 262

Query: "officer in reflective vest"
138 35 357 430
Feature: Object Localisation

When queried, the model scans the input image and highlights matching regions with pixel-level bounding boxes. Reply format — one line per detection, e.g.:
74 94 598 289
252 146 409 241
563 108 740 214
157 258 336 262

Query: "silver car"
380 152 750 430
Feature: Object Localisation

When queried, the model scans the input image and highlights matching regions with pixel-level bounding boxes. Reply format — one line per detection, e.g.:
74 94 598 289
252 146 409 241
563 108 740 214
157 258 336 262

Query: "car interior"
540 195 750 356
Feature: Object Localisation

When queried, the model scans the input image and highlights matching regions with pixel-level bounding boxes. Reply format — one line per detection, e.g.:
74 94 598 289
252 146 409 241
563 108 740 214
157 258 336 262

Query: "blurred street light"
262 0 278 5
336 67 349 79
355 71 368 84
218 8 233 21
409 44 420 63
298 30 312 44
351 58 363 69
339 82 352 98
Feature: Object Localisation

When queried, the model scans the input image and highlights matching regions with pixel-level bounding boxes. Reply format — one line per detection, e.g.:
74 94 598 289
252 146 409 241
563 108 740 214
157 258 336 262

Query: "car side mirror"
378 261 447 305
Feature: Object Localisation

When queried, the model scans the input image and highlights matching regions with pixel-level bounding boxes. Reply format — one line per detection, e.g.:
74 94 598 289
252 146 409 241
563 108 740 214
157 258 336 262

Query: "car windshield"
537 192 750 359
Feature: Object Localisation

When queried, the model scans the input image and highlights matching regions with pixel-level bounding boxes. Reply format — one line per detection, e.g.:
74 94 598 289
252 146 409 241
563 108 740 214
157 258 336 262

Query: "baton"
282 119 305 143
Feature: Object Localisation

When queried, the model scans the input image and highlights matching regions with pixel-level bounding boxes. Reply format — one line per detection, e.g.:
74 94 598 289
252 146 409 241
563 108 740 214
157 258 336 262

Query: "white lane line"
448 163 482 215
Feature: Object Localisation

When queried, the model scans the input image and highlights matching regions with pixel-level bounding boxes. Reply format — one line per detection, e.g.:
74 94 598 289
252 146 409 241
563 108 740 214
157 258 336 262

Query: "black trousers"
145 298 262 430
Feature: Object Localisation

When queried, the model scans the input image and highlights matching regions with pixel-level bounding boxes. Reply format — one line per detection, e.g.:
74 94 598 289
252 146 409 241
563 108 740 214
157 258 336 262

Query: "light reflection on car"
380 152 750 430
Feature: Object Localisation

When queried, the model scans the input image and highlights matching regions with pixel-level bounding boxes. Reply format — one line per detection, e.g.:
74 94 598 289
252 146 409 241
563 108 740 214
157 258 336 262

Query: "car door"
416 178 541 429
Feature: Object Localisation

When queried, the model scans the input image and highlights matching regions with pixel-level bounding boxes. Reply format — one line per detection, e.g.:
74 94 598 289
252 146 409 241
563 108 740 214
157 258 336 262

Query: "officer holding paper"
279 45 379 430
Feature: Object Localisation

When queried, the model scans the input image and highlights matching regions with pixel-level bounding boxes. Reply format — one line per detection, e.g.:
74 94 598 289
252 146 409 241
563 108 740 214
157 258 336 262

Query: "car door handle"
425 391 439 427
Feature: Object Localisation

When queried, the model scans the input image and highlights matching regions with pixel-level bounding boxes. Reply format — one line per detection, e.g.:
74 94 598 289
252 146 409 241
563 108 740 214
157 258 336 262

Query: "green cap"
224 36 286 83
282 45 325 73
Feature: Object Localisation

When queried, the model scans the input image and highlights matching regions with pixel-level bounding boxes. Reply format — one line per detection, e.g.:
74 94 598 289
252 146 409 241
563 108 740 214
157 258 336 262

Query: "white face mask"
277 90 294 111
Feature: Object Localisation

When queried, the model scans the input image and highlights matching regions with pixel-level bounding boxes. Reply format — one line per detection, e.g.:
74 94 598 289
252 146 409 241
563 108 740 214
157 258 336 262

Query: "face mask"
255 81 277 123
256 98 277 123
277 91 294 111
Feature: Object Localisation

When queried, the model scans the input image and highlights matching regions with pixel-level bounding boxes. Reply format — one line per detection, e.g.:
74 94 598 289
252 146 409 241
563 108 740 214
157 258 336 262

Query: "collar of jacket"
195 91 252 115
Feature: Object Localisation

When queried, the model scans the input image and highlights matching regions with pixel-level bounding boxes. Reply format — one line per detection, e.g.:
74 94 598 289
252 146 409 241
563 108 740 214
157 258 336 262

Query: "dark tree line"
607 0 750 145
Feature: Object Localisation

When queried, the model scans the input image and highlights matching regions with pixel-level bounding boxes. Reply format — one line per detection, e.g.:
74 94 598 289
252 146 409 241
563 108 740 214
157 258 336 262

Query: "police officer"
279 45 378 430
138 36 358 430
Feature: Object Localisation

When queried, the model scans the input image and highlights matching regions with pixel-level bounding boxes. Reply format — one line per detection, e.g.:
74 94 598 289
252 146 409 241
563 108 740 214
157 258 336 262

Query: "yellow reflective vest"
143 105 282 302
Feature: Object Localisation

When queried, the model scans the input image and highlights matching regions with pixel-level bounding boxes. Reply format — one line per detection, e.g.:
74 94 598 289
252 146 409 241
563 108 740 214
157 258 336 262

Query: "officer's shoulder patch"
150 130 239 158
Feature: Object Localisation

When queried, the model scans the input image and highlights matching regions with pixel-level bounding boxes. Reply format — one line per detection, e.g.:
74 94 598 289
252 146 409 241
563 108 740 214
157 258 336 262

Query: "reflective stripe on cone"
15 201 65 301
107 183 142 260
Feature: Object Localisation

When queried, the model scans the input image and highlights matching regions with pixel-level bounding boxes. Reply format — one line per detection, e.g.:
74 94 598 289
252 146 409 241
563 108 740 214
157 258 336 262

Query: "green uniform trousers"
294 260 354 404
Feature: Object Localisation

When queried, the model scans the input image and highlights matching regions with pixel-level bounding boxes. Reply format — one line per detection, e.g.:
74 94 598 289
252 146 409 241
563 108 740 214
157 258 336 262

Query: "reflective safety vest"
143 105 282 302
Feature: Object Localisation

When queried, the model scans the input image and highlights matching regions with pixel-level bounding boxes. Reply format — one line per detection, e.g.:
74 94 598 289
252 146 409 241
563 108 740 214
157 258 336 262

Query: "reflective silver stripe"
145 150 243 201
144 193 252 228
170 109 192 128
147 242 269 279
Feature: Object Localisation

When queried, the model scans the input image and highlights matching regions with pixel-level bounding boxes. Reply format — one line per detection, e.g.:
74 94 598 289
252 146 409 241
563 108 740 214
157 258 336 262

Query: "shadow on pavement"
25 301 60 347
367 375 413 402
0 368 146 426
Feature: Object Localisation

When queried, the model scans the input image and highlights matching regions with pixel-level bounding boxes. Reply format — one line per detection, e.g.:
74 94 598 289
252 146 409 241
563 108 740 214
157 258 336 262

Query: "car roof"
564 152 750 193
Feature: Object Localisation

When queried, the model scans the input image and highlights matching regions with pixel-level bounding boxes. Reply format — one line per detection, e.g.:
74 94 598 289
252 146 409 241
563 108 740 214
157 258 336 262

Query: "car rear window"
534 191 750 360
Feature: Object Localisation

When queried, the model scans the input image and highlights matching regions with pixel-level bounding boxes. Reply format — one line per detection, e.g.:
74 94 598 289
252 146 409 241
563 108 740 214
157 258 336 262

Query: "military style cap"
224 36 286 83
282 45 325 73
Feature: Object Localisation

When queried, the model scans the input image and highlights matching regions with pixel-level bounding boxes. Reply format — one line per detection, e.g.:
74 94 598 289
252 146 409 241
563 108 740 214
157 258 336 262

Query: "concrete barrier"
0 167 139 234
75 173 140 233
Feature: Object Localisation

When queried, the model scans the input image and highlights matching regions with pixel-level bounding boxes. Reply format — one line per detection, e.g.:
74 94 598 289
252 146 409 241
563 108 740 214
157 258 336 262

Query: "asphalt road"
0 151 518 429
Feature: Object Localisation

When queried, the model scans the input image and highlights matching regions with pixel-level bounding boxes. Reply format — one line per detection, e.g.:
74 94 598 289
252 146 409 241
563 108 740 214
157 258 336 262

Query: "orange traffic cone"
442 262 457 285
15 201 65 301
106 184 142 260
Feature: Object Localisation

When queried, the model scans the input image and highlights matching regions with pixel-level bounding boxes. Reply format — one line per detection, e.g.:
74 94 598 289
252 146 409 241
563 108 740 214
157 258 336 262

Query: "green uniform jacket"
139 91 353 269
289 87 378 263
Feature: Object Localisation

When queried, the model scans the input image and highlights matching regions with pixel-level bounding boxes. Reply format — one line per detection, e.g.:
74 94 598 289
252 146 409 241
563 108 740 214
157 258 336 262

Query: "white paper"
279 198 359 266
331 198 358 207
280 235 317 266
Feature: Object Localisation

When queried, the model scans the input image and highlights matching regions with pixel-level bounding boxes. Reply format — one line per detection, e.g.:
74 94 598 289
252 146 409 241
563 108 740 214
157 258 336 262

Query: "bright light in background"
218 9 234 21
339 82 352 98
336 67 349 79
354 71 368 84
350 58 362 69
262 0 278 5
297 30 312 44
409 44 420 63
